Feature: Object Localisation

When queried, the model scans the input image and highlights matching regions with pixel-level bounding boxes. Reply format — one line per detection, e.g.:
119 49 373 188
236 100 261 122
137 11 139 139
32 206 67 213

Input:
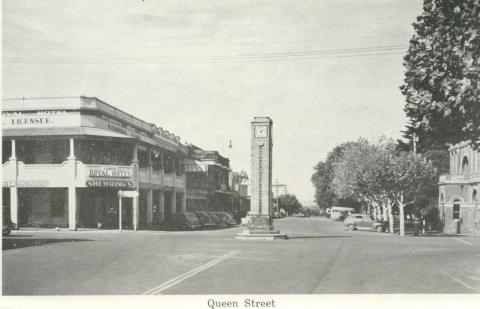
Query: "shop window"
2 140 12 163
453 202 460 220
50 189 67 217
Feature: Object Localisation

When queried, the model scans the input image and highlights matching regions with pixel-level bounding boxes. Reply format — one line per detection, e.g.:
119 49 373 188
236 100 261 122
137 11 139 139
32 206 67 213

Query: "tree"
388 152 438 235
401 0 480 149
311 142 359 210
331 139 438 235
278 194 302 216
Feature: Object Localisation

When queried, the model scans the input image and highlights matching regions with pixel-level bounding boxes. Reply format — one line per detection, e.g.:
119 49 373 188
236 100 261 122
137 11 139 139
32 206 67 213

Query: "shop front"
81 165 136 229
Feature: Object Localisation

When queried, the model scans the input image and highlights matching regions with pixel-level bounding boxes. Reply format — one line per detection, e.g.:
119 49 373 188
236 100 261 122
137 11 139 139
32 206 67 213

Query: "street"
3 217 480 295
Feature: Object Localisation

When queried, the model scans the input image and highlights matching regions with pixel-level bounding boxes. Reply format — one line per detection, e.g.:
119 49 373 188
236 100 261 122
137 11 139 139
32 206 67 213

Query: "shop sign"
118 190 139 198
2 180 16 187
17 180 50 187
2 180 50 187
2 110 81 129
87 166 131 178
86 180 134 188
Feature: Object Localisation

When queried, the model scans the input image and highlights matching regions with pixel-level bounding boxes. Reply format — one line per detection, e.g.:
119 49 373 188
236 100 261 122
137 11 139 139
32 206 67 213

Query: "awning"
2 126 134 139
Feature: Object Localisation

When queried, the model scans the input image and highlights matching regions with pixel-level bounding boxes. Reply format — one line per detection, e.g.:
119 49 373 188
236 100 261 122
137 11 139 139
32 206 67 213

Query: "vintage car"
215 212 236 227
193 211 217 229
169 213 202 230
343 214 386 232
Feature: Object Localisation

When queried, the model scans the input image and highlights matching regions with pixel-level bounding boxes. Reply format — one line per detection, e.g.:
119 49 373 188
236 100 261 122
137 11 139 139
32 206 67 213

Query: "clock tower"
236 117 287 240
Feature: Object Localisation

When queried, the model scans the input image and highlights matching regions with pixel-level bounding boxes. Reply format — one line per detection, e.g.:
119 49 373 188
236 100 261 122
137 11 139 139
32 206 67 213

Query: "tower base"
235 215 287 240
235 229 288 240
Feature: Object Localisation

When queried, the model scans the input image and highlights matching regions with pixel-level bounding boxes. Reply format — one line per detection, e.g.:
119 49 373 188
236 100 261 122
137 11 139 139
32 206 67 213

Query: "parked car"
208 212 228 228
3 208 15 236
216 212 236 226
193 211 217 229
169 213 202 230
343 214 386 232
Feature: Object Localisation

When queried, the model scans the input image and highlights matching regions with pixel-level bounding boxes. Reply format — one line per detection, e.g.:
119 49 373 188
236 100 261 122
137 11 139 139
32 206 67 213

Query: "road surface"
3 217 480 295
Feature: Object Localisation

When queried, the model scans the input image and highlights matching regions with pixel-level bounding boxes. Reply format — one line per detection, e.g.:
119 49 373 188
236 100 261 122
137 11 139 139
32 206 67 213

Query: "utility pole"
272 178 287 214
412 133 416 153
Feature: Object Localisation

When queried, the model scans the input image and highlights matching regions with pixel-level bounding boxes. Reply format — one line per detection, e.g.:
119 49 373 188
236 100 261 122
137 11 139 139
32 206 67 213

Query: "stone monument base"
235 229 288 240
235 215 287 240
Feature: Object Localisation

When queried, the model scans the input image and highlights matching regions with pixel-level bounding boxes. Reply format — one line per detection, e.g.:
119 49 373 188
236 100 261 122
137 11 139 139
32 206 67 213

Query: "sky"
2 0 424 205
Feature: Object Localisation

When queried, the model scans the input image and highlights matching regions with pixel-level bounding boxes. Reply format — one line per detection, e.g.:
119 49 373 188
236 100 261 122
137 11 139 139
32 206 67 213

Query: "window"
50 188 67 217
453 202 460 220
461 156 469 174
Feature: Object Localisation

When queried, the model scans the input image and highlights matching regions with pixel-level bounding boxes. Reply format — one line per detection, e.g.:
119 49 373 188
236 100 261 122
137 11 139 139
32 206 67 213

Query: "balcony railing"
439 172 480 183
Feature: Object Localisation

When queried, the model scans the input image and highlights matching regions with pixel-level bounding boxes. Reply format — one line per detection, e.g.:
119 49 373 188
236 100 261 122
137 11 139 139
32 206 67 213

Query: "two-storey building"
185 145 233 213
2 96 188 231
438 141 479 236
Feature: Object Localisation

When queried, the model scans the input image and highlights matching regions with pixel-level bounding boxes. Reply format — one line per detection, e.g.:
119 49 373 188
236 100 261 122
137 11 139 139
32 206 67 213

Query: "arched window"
461 156 469 174
440 193 444 203
453 199 461 220
473 190 478 203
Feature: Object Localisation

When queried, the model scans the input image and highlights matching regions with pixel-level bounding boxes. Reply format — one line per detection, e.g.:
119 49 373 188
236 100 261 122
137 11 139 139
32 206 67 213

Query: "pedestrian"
95 201 104 230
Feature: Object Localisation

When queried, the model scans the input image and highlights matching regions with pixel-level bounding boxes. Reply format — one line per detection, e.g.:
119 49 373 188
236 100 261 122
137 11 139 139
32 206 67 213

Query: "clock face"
255 125 268 138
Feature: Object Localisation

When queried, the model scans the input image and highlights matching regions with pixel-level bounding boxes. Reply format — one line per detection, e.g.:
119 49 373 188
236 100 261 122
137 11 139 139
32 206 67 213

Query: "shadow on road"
2 237 93 251
287 235 351 240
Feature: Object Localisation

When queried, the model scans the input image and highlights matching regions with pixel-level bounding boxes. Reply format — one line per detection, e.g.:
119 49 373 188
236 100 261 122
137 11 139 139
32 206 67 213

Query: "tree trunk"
375 205 381 220
381 205 388 221
399 193 405 236
387 200 394 234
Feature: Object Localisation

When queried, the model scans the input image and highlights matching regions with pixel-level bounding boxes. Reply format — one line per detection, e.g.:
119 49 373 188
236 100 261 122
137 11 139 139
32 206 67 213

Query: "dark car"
193 211 217 229
207 212 228 228
343 214 385 232
3 210 15 236
215 212 236 227
169 213 202 230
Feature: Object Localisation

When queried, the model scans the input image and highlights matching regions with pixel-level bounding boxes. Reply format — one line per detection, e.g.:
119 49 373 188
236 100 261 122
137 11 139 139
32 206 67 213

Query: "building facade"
438 142 479 236
185 145 250 220
185 146 232 212
2 96 188 230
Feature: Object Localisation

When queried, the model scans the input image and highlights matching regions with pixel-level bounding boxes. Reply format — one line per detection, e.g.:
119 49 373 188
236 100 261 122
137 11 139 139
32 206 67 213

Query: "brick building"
438 142 479 236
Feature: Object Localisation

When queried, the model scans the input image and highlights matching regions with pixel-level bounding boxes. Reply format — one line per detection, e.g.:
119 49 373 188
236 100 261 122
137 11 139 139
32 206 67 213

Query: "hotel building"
2 96 188 230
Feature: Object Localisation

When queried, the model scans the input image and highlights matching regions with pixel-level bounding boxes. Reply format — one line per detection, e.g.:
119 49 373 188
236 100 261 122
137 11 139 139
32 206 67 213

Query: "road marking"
438 270 478 292
142 250 239 295
454 238 474 246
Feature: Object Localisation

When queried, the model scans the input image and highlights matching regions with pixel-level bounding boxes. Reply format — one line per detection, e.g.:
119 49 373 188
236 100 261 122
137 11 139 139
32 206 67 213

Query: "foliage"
311 142 358 209
278 194 303 215
330 139 438 235
401 0 480 149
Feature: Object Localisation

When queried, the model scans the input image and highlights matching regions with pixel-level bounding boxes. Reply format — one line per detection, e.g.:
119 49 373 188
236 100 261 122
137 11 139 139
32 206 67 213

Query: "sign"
118 190 139 198
86 166 134 188
88 166 131 178
17 180 50 187
86 180 134 188
2 110 81 129
2 180 50 187
2 180 16 187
